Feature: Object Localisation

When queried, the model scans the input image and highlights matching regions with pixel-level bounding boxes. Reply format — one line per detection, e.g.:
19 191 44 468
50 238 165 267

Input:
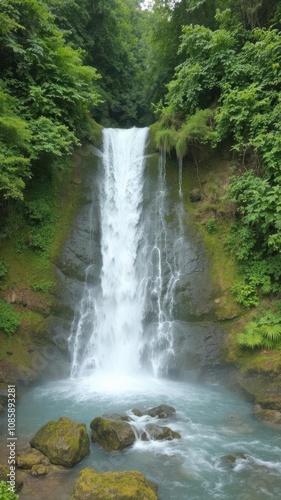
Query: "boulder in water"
71 467 158 500
90 415 136 452
220 453 247 469
16 448 50 469
147 404 176 419
131 408 144 417
29 416 90 467
143 423 181 441
31 464 49 477
253 404 281 428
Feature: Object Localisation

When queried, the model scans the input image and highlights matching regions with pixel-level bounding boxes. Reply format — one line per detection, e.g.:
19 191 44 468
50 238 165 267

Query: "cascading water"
69 127 148 377
68 127 181 380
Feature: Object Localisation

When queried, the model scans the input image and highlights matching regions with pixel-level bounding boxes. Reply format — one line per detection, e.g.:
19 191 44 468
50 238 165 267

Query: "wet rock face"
220 453 247 469
29 416 90 467
71 467 158 500
147 404 176 419
142 423 181 441
90 415 136 452
253 404 281 428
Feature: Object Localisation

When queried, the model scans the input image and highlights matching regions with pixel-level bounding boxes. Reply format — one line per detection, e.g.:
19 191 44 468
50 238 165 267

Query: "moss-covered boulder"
16 448 50 469
29 416 90 467
143 423 181 441
90 415 136 452
31 464 49 477
71 467 158 500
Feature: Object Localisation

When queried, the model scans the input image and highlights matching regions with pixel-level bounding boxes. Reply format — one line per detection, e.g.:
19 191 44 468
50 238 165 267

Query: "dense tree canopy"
0 0 100 201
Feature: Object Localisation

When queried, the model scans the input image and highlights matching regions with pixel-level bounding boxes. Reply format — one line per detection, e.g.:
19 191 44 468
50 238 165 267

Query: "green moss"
71 468 158 500
30 417 90 467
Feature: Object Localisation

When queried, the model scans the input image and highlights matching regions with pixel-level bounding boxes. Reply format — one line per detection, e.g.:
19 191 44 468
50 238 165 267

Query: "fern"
261 324 281 341
236 314 281 350
237 329 263 349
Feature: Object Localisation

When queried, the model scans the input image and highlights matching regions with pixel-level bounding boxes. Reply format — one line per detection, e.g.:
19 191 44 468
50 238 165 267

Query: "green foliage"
23 180 59 254
152 108 213 157
237 309 281 349
0 0 101 203
29 117 79 162
0 258 8 278
46 0 147 126
225 170 281 300
0 85 31 200
0 482 18 500
231 282 259 308
32 279 55 292
205 218 218 234
154 128 177 153
166 23 241 116
0 301 20 337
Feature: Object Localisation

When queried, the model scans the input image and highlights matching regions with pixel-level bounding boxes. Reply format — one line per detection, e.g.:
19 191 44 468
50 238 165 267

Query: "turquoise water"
17 374 281 499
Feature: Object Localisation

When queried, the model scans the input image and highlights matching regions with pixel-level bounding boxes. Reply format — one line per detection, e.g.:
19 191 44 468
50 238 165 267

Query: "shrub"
0 301 20 338
205 218 218 234
0 481 18 499
231 282 259 308
32 279 55 292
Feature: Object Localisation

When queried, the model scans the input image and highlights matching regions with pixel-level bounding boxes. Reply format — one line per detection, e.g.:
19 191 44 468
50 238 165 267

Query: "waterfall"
68 128 181 380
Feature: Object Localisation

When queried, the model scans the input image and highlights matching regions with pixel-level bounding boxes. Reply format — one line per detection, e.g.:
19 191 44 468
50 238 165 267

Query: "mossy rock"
16 448 50 469
29 416 90 467
90 416 136 452
0 463 23 491
71 467 158 500
31 464 49 476
237 372 281 411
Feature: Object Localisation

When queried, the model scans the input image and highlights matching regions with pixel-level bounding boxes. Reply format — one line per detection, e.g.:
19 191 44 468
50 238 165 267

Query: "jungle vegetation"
0 0 281 349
